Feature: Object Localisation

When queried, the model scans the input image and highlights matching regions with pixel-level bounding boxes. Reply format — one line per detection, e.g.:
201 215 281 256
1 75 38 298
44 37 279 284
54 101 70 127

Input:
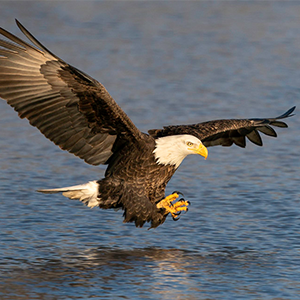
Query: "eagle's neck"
153 135 190 168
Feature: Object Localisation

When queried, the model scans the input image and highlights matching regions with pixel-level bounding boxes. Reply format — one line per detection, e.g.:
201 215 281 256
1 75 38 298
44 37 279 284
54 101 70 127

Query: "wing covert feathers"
149 106 295 148
0 20 143 165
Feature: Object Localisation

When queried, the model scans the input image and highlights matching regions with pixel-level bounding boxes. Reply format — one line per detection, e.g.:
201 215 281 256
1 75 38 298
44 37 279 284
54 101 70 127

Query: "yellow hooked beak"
190 144 208 160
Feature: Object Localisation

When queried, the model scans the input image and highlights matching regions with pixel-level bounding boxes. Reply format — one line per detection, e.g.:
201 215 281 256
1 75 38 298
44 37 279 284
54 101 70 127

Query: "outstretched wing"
149 106 295 148
0 20 143 165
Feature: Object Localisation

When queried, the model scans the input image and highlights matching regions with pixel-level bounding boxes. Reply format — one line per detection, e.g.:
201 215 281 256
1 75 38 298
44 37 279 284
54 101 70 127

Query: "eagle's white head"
153 134 208 168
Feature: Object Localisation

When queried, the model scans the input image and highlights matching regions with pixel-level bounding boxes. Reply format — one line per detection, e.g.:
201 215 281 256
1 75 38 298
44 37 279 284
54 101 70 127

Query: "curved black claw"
172 215 181 221
172 191 184 197
177 198 190 206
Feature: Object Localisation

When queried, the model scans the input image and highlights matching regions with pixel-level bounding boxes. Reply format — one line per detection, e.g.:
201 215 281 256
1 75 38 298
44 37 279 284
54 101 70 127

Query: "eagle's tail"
37 181 99 208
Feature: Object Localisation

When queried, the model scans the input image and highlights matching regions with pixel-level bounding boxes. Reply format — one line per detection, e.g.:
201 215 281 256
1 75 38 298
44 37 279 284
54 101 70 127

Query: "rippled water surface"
0 2 299 300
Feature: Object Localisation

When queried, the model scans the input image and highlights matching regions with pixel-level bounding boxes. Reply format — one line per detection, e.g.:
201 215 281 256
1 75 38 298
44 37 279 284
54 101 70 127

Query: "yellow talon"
172 200 190 209
157 192 190 220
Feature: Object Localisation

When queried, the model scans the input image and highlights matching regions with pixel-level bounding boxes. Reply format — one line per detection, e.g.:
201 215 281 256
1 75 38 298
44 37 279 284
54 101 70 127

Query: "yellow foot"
156 192 190 220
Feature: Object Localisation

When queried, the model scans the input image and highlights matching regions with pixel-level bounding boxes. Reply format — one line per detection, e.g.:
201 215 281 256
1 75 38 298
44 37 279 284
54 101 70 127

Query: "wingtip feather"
276 106 296 119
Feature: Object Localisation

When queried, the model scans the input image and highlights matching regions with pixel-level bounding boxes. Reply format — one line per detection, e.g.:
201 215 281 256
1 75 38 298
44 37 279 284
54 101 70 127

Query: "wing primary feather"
0 26 43 54
15 19 59 59
232 136 246 148
257 125 277 137
269 121 288 128
275 106 296 119
0 39 25 51
246 129 263 146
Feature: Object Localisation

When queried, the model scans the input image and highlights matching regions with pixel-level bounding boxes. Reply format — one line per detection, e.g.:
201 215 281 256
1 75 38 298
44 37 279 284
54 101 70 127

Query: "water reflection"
1 246 275 300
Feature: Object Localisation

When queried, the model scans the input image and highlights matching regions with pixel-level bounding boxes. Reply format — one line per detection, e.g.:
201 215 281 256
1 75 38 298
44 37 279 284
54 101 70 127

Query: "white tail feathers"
37 180 99 208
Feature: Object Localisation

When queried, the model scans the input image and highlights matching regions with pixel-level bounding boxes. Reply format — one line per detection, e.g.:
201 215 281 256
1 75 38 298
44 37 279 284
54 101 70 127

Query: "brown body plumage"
0 20 295 228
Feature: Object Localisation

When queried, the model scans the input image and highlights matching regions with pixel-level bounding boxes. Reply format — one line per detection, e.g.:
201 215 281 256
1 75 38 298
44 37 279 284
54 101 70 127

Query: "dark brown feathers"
0 20 143 166
149 106 295 148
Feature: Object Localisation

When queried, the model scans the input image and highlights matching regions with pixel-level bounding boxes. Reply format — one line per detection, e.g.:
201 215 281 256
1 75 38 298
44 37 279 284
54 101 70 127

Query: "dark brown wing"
149 107 295 148
0 20 144 165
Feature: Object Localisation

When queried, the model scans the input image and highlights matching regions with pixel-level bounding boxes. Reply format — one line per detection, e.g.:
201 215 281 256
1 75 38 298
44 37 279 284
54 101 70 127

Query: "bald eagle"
0 21 295 228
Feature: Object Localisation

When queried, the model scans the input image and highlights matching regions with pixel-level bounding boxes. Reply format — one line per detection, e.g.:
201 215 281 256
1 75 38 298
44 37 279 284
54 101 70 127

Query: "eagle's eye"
187 142 193 147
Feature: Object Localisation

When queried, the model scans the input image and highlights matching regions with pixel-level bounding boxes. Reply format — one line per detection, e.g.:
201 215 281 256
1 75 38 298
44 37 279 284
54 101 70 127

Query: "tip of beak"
197 144 208 160
202 145 208 160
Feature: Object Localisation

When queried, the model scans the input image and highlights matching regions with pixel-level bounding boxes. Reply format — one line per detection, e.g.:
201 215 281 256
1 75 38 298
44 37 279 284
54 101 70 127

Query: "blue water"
0 2 299 299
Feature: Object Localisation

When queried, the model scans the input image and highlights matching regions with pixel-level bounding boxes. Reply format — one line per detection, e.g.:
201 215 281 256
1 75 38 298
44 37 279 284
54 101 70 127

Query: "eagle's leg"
156 192 190 220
